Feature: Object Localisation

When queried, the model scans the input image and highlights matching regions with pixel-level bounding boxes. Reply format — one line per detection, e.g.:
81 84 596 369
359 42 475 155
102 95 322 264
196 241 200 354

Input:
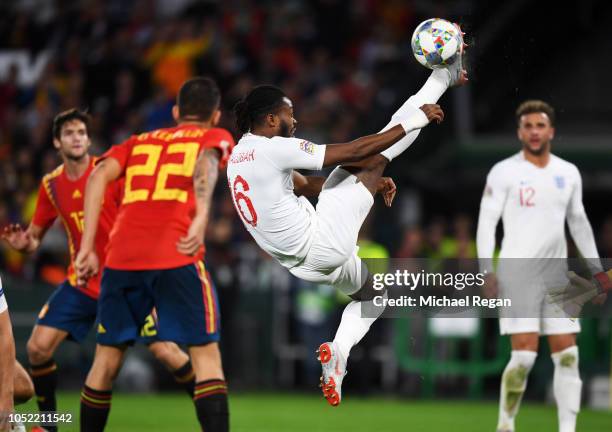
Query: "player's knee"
511 335 538 352
190 344 223 378
26 337 53 364
13 364 34 405
349 272 384 301
89 349 125 385
148 342 175 365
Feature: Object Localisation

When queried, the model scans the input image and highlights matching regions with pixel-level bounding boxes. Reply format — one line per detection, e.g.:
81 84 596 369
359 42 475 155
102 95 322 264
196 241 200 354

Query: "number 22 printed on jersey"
123 143 199 204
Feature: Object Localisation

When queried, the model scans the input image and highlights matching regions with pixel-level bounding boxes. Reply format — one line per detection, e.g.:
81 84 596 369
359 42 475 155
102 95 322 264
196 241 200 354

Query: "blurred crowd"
0 0 431 278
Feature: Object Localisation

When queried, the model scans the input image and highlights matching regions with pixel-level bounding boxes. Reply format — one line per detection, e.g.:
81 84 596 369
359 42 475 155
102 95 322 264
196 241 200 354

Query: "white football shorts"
290 167 373 295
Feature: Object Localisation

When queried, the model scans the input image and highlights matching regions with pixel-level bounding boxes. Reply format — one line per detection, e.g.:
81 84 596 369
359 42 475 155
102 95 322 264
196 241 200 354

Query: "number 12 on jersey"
230 175 258 227
519 186 535 207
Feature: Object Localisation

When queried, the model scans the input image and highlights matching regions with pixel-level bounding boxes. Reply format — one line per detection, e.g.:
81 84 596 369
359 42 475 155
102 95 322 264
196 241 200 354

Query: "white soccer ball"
411 18 461 69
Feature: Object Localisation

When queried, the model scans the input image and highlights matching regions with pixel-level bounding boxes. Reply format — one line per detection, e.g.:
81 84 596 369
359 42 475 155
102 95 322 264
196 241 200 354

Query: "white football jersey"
477 151 598 260
0 276 7 313
226 133 326 268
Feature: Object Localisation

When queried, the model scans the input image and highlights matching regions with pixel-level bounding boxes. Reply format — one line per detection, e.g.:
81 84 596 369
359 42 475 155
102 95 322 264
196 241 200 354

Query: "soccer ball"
411 18 461 69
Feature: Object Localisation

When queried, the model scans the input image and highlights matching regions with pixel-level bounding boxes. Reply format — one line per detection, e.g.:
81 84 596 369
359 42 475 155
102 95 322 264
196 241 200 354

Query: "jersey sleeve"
264 137 326 171
201 128 235 169
476 164 507 269
98 137 135 175
31 181 58 229
566 167 601 267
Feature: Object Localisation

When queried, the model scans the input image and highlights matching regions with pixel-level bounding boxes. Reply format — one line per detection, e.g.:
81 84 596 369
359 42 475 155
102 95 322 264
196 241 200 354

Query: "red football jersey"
32 158 121 299
102 124 234 270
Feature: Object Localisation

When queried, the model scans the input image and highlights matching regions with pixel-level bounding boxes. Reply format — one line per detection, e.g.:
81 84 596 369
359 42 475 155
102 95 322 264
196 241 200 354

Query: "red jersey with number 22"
31 158 121 299
102 124 234 270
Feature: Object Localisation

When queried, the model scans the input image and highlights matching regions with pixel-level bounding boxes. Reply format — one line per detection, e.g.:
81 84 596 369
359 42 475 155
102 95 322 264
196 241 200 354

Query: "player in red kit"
2 109 195 432
76 78 234 432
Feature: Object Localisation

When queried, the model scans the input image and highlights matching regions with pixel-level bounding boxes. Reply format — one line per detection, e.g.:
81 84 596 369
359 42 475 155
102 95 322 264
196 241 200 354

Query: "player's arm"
177 148 221 256
292 172 326 197
292 172 397 206
321 104 443 168
76 158 122 283
2 180 57 253
566 169 601 269
476 166 507 296
1 223 46 254
565 168 607 303
0 307 15 429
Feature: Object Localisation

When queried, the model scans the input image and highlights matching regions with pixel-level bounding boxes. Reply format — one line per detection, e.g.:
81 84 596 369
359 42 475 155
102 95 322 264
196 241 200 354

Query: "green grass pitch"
16 392 612 431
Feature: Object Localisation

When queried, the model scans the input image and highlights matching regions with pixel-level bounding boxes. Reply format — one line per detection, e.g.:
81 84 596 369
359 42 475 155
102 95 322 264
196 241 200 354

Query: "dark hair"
177 77 221 121
234 85 288 133
516 100 555 126
52 108 91 139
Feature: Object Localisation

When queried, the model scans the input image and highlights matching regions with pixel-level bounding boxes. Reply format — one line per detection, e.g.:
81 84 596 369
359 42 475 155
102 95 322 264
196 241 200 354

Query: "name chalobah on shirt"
373 295 511 309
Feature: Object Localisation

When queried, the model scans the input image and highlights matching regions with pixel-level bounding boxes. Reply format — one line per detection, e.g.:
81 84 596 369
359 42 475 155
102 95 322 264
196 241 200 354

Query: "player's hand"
548 271 601 317
377 177 397 207
1 224 33 252
177 216 205 256
482 273 498 299
75 249 99 286
419 104 444 124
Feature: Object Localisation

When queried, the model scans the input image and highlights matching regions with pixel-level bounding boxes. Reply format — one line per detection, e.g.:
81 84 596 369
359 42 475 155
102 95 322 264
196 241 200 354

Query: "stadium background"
0 0 611 430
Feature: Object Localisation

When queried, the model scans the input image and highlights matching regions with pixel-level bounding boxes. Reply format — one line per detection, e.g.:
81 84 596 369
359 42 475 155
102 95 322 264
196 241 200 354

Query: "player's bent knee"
148 341 185 367
349 283 383 301
13 362 34 405
26 337 54 364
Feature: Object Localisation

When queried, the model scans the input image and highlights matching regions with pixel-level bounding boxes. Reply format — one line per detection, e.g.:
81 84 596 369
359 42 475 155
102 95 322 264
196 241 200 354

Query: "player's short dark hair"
52 108 91 139
177 77 221 121
233 85 288 133
516 100 555 126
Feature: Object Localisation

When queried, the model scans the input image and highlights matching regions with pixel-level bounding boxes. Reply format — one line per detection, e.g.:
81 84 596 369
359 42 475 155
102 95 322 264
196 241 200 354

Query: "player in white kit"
227 39 467 405
476 100 603 432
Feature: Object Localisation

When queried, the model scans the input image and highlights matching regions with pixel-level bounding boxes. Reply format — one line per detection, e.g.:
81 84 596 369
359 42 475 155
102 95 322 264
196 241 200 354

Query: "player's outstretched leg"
378 26 467 162
80 344 126 432
497 349 537 431
551 343 581 432
27 326 68 432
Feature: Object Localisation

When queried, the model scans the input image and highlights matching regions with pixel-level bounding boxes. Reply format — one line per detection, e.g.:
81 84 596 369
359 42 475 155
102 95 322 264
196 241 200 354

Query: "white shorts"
0 276 7 314
499 317 580 335
289 167 374 295
497 260 580 335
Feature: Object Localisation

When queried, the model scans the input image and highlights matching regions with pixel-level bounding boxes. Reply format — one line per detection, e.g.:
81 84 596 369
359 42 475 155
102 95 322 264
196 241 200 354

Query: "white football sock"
497 350 537 431
381 69 450 161
333 300 378 361
552 346 581 432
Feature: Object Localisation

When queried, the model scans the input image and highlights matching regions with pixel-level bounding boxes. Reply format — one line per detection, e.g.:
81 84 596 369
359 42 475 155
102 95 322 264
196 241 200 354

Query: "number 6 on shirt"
231 175 258 227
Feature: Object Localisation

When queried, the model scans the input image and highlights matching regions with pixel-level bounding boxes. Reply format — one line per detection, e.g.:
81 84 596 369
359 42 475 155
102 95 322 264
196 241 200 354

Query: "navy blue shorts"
37 280 160 345
37 281 97 343
97 262 220 346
